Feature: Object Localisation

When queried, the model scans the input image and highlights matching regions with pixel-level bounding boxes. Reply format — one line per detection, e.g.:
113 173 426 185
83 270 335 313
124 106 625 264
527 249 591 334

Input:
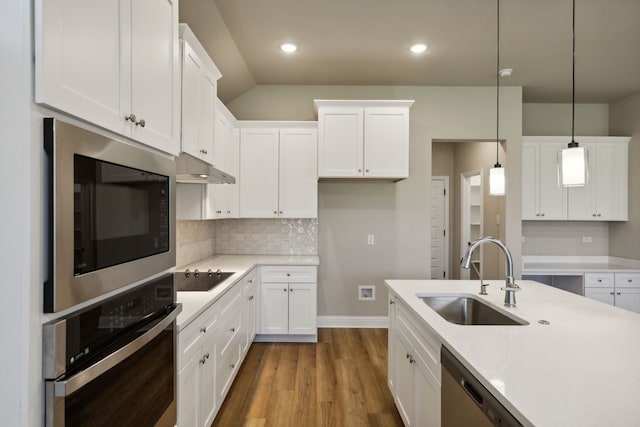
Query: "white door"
364 107 409 178
317 107 363 177
239 129 279 218
430 177 449 279
288 283 317 335
259 283 289 334
279 129 318 218
130 0 179 155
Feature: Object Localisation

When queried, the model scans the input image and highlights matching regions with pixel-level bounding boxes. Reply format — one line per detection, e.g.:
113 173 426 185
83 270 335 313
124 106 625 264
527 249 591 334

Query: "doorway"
430 177 449 279
460 170 483 280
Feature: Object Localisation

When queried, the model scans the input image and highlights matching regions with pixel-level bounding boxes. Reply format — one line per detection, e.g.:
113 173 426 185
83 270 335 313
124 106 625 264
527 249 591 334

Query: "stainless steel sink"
419 295 528 325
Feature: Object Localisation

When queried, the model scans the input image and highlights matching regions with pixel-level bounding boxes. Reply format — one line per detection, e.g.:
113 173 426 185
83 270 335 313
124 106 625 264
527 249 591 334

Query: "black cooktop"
174 270 235 292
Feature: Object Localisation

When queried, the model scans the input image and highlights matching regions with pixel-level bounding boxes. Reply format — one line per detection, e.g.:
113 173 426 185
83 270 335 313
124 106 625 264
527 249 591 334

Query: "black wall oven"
44 118 176 312
43 274 181 427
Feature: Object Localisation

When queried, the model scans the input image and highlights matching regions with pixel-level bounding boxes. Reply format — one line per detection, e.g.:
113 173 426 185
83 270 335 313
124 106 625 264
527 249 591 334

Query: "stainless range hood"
175 152 235 184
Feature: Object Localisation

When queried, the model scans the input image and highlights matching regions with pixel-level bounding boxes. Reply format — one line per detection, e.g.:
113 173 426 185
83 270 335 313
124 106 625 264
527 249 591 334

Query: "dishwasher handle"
461 377 484 407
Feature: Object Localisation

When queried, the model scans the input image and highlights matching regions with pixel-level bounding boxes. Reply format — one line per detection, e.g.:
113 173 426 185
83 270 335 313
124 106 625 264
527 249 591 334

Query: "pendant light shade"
560 0 588 187
489 0 505 196
489 164 505 196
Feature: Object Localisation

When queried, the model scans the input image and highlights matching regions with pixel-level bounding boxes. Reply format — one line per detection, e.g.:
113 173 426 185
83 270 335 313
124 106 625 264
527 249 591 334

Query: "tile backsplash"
176 220 216 267
176 218 318 266
216 218 318 255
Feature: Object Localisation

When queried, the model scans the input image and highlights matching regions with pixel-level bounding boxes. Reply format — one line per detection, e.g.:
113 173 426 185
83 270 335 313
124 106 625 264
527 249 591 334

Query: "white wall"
609 91 640 260
0 0 41 425
229 85 523 316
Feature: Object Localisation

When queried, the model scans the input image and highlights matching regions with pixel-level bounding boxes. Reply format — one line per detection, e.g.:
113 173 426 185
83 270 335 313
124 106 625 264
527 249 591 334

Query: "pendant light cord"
570 0 578 147
495 0 501 167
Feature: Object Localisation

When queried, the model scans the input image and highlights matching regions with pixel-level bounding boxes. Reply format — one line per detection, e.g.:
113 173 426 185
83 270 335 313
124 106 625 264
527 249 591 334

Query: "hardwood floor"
212 328 404 427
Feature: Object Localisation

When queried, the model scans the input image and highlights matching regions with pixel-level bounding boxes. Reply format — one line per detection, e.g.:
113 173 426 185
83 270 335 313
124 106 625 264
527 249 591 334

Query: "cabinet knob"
597 213 601 217
216 210 222 214
125 113 136 122
284 288 288 292
279 211 283 214
628 279 633 283
536 214 540 217
248 295 254 301
199 357 206 365
248 279 254 283
390 300 395 305
135 118 146 127
358 169 362 173
597 279 602 282
592 213 597 217
230 363 236 369
610 292 615 295
200 327 207 333
274 211 277 215
227 210 231 214
366 169 370 173
541 213 545 217
617 292 621 295
286 273 291 277
230 327 235 332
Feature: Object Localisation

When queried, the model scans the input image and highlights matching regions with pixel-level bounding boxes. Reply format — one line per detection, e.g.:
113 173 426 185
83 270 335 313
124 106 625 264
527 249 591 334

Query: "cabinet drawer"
178 305 217 371
396 301 441 381
260 265 317 283
584 273 615 287
218 309 242 358
615 273 640 288
218 283 242 318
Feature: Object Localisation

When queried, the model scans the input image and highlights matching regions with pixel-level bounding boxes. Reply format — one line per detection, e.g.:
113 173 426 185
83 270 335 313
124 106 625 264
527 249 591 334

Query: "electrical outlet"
367 235 374 245
582 236 592 243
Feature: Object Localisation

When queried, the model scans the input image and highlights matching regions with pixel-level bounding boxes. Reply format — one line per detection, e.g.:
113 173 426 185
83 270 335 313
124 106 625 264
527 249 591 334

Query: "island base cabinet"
388 293 441 427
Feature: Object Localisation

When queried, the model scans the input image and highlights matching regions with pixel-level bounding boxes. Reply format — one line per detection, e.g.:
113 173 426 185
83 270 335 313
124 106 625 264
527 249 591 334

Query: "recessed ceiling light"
410 44 428 54
280 43 298 53
499 68 513 77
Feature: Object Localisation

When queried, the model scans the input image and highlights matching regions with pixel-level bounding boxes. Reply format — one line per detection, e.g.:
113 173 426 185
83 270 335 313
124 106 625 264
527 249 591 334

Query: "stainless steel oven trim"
44 118 176 312
53 304 181 397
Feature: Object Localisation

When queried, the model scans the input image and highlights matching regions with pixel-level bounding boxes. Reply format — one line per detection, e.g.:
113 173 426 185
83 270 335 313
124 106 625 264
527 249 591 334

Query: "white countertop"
386 279 640 427
522 256 640 275
176 254 319 330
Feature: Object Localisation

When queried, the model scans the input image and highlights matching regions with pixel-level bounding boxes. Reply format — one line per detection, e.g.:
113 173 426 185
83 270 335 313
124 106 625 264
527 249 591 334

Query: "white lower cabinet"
258 265 317 340
388 293 441 427
584 272 640 313
177 268 257 427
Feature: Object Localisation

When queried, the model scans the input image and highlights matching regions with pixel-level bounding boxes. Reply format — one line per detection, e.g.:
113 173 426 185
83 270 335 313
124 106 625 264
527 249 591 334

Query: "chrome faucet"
460 236 520 307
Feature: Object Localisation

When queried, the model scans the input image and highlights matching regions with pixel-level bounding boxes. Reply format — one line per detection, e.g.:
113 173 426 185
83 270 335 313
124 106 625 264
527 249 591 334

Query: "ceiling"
180 0 640 104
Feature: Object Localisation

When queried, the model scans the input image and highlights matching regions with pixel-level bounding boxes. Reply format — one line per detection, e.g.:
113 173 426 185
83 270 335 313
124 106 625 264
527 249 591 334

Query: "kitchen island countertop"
176 254 319 330
386 279 640 427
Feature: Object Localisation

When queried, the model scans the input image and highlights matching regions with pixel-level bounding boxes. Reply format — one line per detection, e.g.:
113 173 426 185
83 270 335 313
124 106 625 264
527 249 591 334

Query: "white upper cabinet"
521 140 567 220
522 136 629 221
179 24 222 165
35 0 180 155
567 141 629 221
239 123 318 219
315 100 413 180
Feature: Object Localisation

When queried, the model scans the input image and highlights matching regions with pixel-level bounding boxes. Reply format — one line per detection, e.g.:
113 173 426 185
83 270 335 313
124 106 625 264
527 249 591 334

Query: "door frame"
431 176 449 279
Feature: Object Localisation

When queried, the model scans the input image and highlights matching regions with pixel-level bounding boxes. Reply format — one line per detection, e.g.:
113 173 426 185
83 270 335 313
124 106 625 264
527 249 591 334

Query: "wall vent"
358 285 376 301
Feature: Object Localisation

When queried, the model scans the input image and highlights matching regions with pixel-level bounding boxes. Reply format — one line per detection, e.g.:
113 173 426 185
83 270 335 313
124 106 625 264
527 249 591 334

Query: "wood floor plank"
211 329 404 427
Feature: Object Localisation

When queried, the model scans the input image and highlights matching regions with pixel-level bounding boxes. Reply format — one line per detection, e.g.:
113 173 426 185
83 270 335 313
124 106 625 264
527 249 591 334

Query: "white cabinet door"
521 142 539 220
288 283 317 335
260 283 290 334
219 126 240 218
522 141 566 220
279 129 318 218
242 273 257 352
585 287 615 306
198 72 217 165
130 0 179 154
239 129 279 218
364 108 409 178
181 41 205 160
318 107 363 177
35 0 130 137
568 142 628 220
199 334 217 427
538 143 567 219
393 327 415 427
177 352 200 427
413 351 441 427
615 289 640 314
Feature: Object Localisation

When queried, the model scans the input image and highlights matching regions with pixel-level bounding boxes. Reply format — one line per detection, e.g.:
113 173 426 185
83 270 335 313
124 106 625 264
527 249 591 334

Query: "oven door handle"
53 303 182 397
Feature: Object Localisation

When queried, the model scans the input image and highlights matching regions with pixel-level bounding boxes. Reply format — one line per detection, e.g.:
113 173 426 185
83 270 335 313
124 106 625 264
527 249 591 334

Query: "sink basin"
419 295 528 325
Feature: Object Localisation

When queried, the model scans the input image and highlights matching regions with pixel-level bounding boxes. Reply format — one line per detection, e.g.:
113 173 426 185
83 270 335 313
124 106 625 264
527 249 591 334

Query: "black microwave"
44 118 176 313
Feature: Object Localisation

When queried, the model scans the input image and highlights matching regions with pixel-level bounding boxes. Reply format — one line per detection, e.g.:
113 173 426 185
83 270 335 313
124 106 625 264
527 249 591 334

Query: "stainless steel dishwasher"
441 347 522 427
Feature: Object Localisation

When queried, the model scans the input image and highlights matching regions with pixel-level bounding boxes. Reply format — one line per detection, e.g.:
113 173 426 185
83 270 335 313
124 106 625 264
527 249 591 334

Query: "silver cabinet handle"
248 279 254 283
592 213 597 217
541 213 545 217
610 292 615 295
230 363 236 369
283 288 288 292
125 113 136 122
230 327 235 332
617 292 622 295
286 273 291 277
248 295 254 301
135 118 145 127
200 327 207 333
216 210 222 214
390 300 395 305
597 213 601 217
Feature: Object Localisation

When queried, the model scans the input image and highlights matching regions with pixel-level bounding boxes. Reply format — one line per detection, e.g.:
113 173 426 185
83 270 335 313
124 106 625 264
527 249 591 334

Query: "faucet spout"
460 236 519 307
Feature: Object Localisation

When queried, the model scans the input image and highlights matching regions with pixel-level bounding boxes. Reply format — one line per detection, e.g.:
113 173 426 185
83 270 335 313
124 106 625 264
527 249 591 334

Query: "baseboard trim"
317 315 389 328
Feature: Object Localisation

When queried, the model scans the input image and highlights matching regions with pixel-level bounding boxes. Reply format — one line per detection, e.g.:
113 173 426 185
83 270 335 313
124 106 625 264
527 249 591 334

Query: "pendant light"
560 0 587 187
489 0 505 196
